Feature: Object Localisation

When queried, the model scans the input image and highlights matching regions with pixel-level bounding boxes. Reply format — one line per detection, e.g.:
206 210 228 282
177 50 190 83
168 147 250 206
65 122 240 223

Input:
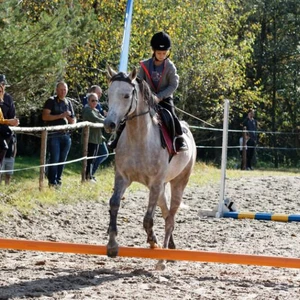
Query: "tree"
0 0 106 115
249 0 300 166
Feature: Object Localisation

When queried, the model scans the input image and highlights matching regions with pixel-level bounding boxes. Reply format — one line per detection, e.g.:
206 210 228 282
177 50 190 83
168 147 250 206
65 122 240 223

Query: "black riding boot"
175 136 188 152
107 122 126 150
158 97 188 153
173 119 188 152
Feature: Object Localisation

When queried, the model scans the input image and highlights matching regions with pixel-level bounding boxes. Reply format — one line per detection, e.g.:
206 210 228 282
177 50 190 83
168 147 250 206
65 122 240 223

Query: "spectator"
42 81 76 188
82 85 108 177
82 85 107 117
82 92 107 182
0 134 17 185
0 75 19 168
242 109 258 170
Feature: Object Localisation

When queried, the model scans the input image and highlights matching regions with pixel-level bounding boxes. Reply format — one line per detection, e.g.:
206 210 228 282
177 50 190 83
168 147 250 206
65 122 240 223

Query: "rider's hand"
153 95 161 103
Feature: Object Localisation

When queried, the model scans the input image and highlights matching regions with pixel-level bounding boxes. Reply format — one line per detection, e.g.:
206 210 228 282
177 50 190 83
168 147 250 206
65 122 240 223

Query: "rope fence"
1 119 299 190
1 122 105 190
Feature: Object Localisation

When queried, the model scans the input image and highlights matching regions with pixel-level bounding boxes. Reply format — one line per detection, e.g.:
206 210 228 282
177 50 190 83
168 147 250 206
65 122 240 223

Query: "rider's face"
154 50 168 62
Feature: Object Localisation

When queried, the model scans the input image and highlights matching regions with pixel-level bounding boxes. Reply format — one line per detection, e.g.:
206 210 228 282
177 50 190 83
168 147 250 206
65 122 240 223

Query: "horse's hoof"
155 260 166 271
149 241 159 249
107 244 119 258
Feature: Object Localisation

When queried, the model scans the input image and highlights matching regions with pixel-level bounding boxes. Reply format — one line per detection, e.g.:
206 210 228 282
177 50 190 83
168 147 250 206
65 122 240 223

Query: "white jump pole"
216 99 230 218
119 0 134 73
199 99 230 218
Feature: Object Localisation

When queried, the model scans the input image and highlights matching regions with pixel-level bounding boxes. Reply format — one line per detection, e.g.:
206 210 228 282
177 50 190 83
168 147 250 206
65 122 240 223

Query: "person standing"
82 92 106 182
82 85 106 116
0 75 19 168
42 81 76 187
242 109 258 170
82 85 108 177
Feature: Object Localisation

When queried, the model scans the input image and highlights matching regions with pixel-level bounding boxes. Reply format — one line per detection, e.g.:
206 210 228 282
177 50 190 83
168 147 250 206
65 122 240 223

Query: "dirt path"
1 175 300 299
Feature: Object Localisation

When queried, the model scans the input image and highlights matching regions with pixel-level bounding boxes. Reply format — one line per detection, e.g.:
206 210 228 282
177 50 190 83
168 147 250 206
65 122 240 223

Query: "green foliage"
246 0 300 166
132 0 259 126
0 0 112 115
0 0 298 165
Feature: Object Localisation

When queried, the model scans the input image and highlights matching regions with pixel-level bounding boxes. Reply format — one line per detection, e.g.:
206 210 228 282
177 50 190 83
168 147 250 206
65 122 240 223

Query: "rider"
138 31 188 152
108 31 188 152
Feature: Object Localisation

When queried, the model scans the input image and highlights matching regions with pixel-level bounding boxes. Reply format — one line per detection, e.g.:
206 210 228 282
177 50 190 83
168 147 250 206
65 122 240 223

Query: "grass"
0 157 298 217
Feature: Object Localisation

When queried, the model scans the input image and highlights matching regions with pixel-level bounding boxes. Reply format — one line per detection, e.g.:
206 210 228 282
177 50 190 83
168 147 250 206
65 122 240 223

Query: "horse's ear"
128 67 137 82
107 65 117 79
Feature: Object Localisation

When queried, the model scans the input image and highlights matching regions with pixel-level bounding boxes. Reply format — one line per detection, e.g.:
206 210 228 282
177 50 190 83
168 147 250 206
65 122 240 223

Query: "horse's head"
104 66 138 133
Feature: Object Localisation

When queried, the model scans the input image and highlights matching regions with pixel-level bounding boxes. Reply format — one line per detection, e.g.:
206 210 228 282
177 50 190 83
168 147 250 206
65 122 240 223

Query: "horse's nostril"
104 120 116 133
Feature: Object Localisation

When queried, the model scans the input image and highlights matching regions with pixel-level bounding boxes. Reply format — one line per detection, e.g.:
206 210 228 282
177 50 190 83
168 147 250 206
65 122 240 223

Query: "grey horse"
104 66 196 264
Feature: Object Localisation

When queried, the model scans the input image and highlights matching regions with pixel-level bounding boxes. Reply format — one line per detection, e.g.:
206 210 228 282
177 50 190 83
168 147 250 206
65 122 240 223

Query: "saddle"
158 107 176 155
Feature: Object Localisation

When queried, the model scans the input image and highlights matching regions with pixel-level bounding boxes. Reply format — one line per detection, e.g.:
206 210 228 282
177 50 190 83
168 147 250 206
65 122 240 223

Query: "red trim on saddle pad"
161 122 176 155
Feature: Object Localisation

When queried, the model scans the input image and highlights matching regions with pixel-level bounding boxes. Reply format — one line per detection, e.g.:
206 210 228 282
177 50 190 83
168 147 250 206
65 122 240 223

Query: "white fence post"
216 99 230 218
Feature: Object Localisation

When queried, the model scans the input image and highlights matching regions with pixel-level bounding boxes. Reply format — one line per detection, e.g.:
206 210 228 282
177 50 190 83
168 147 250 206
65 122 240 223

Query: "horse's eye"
124 94 130 99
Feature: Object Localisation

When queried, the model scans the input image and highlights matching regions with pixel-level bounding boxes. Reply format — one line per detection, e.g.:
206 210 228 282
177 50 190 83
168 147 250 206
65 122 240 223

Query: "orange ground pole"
0 238 300 269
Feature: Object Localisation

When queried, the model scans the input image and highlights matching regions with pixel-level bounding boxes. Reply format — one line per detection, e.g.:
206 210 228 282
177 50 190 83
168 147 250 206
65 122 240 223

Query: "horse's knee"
109 194 121 208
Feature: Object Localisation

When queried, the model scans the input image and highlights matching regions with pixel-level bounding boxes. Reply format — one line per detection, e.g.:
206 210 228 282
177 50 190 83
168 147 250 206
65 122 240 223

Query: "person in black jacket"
0 75 19 168
242 109 258 170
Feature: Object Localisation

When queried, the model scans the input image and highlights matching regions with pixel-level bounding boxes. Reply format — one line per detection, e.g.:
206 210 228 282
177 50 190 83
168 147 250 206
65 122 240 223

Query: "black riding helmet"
150 31 171 51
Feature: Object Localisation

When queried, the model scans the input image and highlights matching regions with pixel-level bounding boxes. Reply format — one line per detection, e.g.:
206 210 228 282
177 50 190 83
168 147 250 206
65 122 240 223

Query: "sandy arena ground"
0 175 300 299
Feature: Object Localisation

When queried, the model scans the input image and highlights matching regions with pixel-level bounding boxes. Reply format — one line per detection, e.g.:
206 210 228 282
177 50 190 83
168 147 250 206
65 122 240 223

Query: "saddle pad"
161 122 176 155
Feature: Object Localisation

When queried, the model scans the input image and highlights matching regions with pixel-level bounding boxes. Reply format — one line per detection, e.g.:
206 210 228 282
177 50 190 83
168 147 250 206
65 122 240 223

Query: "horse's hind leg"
157 185 176 249
107 175 129 258
163 179 188 250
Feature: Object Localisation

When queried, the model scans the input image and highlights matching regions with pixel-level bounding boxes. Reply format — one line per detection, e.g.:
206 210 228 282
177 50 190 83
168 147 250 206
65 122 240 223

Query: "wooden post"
242 126 247 170
39 130 48 191
81 126 90 182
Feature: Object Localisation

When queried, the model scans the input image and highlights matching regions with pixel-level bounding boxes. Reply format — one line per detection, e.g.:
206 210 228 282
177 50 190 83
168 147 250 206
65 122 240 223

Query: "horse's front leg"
157 187 176 250
107 175 129 258
143 185 164 249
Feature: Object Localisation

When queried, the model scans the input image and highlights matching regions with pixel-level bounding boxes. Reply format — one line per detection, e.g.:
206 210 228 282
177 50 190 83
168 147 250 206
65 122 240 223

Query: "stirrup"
174 136 188 152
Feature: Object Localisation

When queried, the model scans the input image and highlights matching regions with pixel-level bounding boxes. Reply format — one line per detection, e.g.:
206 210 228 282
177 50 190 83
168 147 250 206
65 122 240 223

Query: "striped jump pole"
223 211 300 222
1 238 300 269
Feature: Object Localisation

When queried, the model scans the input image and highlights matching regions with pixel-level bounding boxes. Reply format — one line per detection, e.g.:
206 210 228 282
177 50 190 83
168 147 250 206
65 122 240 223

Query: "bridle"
109 73 150 122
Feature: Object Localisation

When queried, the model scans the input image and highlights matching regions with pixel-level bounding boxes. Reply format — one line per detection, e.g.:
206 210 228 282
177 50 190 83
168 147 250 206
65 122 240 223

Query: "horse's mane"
136 76 157 110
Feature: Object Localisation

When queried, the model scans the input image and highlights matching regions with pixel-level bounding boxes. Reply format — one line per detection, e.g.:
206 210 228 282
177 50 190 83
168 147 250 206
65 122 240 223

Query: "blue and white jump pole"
119 0 134 73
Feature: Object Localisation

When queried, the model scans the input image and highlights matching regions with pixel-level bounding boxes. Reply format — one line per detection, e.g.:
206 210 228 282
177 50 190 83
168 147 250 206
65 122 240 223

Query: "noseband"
109 73 150 121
